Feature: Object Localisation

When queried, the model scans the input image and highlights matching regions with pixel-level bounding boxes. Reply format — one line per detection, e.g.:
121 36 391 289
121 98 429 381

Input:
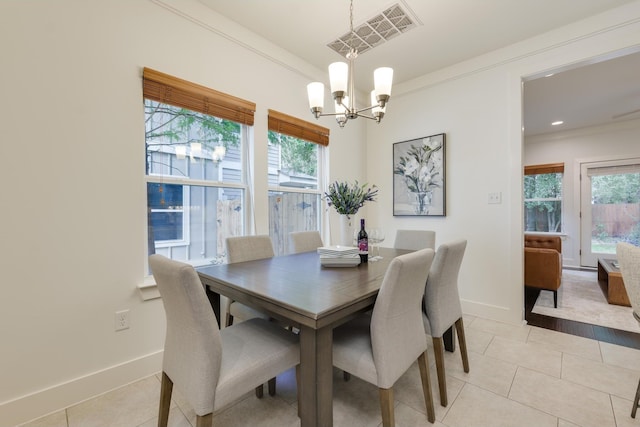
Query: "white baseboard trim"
1 350 163 427
462 299 523 325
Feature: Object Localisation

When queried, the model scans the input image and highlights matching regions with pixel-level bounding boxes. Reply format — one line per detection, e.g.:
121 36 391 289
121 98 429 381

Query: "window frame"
143 69 254 269
524 162 564 234
267 110 329 255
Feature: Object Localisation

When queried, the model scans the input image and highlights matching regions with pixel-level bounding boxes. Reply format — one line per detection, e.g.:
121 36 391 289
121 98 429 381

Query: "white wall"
525 119 640 267
0 1 365 425
2 0 640 424
364 2 640 325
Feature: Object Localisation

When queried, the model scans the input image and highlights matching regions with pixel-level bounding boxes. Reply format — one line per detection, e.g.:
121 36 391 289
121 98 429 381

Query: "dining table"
196 246 453 427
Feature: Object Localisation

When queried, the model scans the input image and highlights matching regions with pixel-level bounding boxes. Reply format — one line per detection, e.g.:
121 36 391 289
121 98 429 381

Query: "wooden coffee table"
597 258 630 306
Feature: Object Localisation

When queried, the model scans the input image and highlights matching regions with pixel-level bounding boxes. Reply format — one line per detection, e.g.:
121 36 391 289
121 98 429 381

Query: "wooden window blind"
524 162 564 175
268 109 330 146
142 67 255 126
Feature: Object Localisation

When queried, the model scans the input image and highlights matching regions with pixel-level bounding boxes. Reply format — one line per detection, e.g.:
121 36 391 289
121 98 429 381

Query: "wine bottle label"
358 238 368 253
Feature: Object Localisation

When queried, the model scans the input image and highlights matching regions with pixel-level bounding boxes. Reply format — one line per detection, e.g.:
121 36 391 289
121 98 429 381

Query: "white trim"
1 351 163 427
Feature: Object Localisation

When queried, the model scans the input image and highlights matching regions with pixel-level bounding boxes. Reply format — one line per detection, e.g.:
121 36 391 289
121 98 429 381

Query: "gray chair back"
423 239 467 337
226 235 275 263
149 254 222 415
370 248 435 388
289 230 323 254
394 229 436 250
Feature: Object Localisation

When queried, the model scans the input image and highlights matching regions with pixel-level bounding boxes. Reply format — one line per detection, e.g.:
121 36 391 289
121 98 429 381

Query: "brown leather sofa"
524 234 562 307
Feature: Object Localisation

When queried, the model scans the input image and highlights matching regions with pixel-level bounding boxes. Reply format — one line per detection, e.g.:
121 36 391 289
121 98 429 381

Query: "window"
524 163 564 233
143 68 255 266
267 110 329 255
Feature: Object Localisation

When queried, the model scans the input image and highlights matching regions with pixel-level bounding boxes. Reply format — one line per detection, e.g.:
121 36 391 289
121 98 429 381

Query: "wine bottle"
358 218 368 263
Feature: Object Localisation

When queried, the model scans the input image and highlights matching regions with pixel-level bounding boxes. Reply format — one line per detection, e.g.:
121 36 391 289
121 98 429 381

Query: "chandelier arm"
313 111 379 121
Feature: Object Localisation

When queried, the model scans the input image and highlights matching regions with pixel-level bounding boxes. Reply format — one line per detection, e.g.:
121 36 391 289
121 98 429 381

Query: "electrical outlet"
115 310 130 331
488 192 502 204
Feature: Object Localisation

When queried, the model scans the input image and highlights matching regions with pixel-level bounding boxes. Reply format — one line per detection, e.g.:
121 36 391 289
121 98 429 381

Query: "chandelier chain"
349 0 354 50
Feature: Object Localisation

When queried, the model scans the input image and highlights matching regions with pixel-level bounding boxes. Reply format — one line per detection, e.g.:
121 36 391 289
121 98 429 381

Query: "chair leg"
553 290 558 308
378 388 395 427
195 413 213 427
418 352 436 423
432 336 448 407
632 376 640 418
159 372 173 427
255 384 264 398
296 365 301 417
343 371 351 381
268 377 276 396
454 318 470 373
225 312 234 327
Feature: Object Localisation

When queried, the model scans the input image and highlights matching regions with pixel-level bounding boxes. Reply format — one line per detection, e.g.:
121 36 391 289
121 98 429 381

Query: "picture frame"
393 133 446 216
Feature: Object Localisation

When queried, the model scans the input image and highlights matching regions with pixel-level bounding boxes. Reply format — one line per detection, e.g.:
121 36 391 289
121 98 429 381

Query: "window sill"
137 276 161 301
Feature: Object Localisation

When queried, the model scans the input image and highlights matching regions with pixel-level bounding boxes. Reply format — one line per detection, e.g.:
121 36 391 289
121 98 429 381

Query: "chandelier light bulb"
329 62 349 102
374 67 393 106
307 82 325 118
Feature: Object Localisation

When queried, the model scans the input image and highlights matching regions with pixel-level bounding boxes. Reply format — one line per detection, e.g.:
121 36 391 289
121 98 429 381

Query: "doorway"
580 159 640 267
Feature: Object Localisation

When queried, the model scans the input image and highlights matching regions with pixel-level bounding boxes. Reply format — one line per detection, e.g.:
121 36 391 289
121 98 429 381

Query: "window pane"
148 184 244 263
269 191 320 255
144 99 247 265
145 100 242 182
267 130 322 256
524 172 562 232
590 172 640 252
268 130 318 189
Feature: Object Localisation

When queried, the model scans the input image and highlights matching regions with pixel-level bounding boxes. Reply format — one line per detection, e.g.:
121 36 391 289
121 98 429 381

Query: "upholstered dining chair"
332 248 437 426
616 242 640 418
148 254 299 427
225 234 279 397
289 230 323 254
423 239 469 407
224 235 275 327
393 229 436 250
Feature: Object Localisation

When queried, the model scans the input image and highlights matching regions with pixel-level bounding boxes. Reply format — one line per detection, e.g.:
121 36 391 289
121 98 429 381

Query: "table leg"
205 286 221 328
444 326 455 352
299 325 333 427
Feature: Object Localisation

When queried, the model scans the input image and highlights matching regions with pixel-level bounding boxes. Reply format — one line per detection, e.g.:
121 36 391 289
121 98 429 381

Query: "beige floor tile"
610 394 639 427
442 383 557 427
558 419 581 427
562 353 639 400
467 317 531 342
527 326 602 361
600 341 640 371
332 371 384 427
212 394 300 427
137 407 192 427
67 375 162 427
392 401 448 427
509 367 615 427
445 350 518 397
18 410 67 427
393 359 464 421
485 335 562 378
463 326 494 355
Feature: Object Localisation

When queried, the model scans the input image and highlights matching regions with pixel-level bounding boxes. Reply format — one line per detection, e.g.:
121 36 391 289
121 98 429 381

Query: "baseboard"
461 298 523 325
0 350 163 427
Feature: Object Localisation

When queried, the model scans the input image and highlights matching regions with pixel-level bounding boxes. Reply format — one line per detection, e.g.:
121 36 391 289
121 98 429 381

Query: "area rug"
532 269 640 333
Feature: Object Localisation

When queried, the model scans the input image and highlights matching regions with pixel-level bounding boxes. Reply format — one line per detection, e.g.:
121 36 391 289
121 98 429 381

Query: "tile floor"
18 315 640 427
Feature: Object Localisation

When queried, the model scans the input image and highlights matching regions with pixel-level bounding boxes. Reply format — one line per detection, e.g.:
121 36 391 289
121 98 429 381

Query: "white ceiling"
198 0 640 136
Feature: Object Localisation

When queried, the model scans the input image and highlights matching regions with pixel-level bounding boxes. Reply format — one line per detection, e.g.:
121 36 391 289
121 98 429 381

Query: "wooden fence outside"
592 203 640 237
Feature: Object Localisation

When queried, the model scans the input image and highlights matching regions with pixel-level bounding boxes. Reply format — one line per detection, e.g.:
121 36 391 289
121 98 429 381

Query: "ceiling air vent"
328 3 417 57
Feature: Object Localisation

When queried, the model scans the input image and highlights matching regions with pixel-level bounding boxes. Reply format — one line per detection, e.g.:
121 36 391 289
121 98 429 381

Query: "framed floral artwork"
393 133 446 216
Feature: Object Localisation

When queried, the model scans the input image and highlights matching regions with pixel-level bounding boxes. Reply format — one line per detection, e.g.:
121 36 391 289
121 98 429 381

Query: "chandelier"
306 0 393 127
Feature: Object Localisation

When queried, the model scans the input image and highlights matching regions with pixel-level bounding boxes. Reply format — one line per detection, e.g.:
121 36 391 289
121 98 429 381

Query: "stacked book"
317 246 361 267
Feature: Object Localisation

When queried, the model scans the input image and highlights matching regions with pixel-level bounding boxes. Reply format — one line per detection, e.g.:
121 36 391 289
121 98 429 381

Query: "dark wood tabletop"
197 247 410 427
